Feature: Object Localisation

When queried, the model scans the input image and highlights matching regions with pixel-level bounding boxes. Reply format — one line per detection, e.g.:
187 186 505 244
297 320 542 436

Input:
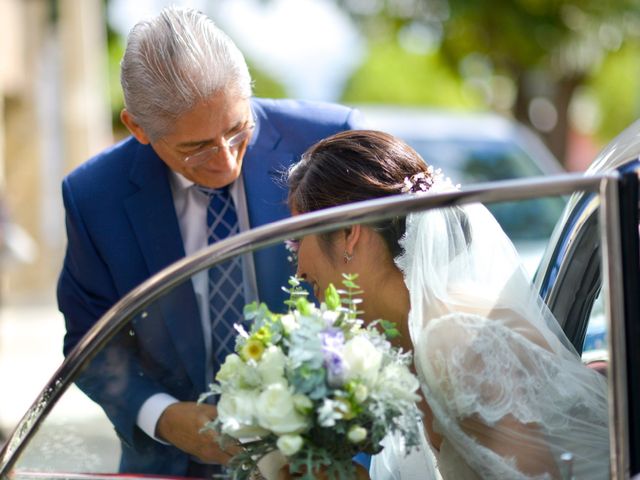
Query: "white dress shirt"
136 170 258 442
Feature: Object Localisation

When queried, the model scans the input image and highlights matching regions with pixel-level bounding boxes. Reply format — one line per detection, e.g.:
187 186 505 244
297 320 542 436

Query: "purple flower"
321 328 345 388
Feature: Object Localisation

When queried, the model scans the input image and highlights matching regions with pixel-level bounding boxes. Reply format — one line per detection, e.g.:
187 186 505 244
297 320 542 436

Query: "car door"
0 172 636 479
535 159 640 477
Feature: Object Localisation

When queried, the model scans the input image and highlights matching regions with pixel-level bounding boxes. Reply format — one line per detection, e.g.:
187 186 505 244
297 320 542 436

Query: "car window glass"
407 140 545 182
5 249 299 477
3 198 609 478
582 290 607 365
407 139 566 255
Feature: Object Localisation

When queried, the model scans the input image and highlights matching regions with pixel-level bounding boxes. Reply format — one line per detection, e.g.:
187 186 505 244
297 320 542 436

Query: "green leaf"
296 297 312 316
324 283 341 311
243 302 259 320
378 319 402 340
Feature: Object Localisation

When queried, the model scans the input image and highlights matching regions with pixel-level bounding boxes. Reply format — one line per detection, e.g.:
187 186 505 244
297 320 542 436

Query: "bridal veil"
378 201 609 479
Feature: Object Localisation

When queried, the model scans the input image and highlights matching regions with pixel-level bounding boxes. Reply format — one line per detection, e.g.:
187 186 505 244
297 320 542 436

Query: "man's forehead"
166 96 251 143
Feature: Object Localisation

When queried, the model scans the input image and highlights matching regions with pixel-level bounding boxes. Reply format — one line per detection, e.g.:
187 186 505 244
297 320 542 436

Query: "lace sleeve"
398 204 609 479
413 312 609 480
418 313 574 424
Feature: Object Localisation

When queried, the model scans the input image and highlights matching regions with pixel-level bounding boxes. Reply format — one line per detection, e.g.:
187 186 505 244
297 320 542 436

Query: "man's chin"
193 171 241 189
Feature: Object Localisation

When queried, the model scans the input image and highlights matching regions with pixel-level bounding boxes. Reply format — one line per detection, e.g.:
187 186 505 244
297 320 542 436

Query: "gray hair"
121 7 252 140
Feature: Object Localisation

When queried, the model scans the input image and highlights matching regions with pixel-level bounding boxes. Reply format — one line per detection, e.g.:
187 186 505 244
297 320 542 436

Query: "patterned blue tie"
199 185 245 375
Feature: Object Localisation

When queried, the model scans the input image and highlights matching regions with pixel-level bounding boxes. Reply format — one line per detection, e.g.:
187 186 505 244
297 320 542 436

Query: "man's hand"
156 401 241 463
277 463 370 479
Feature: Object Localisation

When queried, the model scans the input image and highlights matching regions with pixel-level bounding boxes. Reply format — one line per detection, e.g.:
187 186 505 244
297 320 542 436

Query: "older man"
57 6 364 476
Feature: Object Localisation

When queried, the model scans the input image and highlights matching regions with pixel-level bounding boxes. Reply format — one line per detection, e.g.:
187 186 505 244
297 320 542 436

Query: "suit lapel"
243 101 297 307
244 100 292 227
124 144 206 392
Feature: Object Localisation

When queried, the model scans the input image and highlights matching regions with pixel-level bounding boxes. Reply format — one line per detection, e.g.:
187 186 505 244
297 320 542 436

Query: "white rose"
280 314 299 334
347 425 367 444
353 383 368 403
257 346 287 385
276 434 304 456
216 354 262 389
376 363 421 402
217 390 269 439
215 354 244 384
342 336 382 386
257 383 309 435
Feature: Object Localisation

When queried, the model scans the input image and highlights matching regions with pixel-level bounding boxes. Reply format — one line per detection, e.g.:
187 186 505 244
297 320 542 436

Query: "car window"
409 139 547 182
582 289 607 366
402 139 566 278
576 171 640 372
2 197 610 479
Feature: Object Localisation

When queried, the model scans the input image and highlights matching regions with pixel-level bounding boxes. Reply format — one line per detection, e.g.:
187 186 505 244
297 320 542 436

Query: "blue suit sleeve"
57 178 166 446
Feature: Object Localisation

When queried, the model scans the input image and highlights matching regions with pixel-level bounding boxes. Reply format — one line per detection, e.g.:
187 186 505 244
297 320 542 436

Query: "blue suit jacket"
57 98 364 475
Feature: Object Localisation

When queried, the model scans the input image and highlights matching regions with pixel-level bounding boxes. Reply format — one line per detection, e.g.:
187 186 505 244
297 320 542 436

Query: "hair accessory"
285 239 299 264
401 171 433 194
401 166 460 195
343 251 353 264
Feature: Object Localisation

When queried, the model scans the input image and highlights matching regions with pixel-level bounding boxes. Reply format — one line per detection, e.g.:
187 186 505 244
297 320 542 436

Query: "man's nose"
208 145 237 167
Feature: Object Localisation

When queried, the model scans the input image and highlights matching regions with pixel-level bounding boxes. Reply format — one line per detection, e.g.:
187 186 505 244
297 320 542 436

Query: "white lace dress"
370 204 610 479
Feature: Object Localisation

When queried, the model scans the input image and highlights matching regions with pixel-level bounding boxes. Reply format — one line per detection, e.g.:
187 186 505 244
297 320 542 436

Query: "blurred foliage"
587 42 640 143
334 0 640 162
104 0 640 158
342 40 482 108
249 65 288 98
106 23 127 138
337 0 640 89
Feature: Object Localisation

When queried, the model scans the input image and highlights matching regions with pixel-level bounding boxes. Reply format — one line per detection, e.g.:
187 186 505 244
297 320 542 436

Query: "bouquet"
201 275 422 479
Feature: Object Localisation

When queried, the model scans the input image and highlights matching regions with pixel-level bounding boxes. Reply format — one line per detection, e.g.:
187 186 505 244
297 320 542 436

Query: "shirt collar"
168 169 240 196
168 169 194 192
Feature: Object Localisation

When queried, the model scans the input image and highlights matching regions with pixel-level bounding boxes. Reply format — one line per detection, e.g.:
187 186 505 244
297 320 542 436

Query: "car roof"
359 105 518 142
587 118 640 174
355 104 564 175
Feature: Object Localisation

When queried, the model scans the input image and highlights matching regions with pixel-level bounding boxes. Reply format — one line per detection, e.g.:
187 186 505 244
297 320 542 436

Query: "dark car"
535 119 640 370
1 120 639 479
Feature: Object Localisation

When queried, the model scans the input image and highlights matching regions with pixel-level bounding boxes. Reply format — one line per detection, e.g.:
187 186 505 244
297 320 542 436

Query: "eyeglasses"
183 123 255 167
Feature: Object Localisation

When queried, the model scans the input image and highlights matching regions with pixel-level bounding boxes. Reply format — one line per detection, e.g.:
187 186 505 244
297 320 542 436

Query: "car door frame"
0 172 637 479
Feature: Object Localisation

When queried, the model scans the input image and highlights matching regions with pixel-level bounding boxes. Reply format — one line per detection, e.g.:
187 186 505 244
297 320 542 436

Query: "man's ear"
344 225 362 257
120 109 151 145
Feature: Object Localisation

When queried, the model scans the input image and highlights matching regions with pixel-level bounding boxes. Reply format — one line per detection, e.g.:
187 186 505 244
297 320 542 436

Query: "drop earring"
343 251 353 264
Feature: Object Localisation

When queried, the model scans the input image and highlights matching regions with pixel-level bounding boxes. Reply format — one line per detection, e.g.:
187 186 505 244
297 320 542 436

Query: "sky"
108 0 365 100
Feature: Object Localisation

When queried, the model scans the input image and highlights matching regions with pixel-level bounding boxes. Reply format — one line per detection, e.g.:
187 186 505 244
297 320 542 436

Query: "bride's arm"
419 385 558 476
415 312 567 478
418 393 443 452
459 414 560 478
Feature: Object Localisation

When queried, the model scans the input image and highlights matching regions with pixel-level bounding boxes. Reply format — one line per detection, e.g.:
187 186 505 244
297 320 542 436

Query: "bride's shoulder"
412 309 524 362
420 310 494 337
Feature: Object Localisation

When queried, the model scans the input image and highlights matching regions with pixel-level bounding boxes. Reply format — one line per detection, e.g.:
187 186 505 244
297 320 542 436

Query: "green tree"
342 40 483 108
587 41 640 144
336 0 640 164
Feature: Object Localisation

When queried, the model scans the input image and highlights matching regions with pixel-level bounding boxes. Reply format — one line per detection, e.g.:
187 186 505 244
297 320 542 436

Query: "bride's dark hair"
287 130 429 258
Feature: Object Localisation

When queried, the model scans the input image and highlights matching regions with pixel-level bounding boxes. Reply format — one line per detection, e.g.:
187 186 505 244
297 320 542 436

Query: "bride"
285 130 610 479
